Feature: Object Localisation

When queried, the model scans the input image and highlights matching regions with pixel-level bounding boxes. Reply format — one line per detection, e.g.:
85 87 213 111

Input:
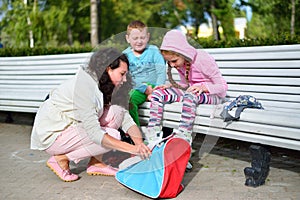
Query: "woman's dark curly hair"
99 54 129 105
86 47 133 109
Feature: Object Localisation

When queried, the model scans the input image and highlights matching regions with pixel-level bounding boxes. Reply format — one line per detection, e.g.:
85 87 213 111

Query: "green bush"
0 33 299 57
197 33 300 48
0 46 93 57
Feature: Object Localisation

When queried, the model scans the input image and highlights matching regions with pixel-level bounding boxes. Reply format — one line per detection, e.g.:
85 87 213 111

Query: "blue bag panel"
115 143 166 198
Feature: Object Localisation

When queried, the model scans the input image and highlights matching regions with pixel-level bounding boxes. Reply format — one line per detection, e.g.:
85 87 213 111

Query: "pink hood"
160 30 197 62
160 30 228 98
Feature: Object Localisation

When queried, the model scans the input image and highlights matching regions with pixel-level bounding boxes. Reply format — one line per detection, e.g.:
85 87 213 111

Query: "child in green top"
123 20 166 126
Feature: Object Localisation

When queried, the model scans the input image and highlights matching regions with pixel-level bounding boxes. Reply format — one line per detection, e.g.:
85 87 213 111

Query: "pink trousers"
45 105 125 163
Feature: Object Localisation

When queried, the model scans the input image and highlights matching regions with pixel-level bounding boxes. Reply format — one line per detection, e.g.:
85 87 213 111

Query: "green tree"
0 0 91 47
40 0 90 47
246 0 300 38
4 0 290 48
187 0 239 40
203 0 237 40
98 0 166 41
0 0 44 47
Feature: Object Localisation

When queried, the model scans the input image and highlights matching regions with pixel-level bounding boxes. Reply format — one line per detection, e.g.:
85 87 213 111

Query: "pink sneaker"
46 156 79 182
86 165 118 176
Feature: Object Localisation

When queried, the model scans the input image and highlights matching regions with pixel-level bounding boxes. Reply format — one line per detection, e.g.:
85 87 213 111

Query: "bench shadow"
182 134 300 187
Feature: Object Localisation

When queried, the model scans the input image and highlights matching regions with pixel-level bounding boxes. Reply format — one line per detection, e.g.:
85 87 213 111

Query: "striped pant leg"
148 87 184 128
178 93 222 134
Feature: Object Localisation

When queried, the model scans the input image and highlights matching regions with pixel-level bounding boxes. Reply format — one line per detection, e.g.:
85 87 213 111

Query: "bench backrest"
0 45 300 113
0 53 91 112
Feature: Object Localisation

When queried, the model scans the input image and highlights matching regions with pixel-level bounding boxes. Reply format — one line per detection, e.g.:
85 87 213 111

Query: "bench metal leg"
244 144 271 187
5 112 14 123
162 127 173 138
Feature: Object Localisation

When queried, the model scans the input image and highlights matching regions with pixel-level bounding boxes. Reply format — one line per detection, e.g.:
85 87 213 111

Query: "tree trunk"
210 0 220 40
290 0 295 36
24 0 35 48
90 0 99 47
27 18 34 48
68 25 73 46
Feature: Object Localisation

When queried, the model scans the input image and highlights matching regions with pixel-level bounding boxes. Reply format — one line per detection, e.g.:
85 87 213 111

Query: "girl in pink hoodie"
144 30 228 145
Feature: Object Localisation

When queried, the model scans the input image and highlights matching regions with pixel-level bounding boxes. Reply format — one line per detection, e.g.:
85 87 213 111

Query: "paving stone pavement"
0 118 300 200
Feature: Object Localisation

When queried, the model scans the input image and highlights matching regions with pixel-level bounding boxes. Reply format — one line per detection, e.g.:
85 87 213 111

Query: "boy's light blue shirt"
123 45 166 93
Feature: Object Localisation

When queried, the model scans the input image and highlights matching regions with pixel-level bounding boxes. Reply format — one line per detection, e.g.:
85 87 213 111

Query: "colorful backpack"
115 137 191 199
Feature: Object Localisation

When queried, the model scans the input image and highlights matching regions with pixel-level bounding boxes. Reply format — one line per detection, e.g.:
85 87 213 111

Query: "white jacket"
31 67 135 150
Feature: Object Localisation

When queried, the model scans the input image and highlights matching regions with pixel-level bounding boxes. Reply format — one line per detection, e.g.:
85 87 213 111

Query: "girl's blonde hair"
161 50 190 90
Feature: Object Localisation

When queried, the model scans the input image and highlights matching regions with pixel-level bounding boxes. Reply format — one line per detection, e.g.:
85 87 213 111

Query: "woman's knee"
99 105 125 129
104 127 121 140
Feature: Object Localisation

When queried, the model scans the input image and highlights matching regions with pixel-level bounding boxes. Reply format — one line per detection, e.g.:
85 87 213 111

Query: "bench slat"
210 51 300 61
217 60 300 68
220 68 300 76
226 91 300 104
0 85 56 89
225 76 300 86
0 61 85 66
0 52 91 61
0 74 74 80
0 105 38 113
228 85 300 95
0 79 71 86
0 70 77 76
0 91 50 100
0 66 79 72
206 44 300 53
0 99 43 107
140 111 300 139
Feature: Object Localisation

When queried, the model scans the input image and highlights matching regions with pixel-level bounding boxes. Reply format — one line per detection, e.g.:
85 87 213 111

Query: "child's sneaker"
141 126 163 149
186 161 193 171
173 129 192 146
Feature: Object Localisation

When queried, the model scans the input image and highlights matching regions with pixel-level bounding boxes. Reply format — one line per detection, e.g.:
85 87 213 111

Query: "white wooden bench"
0 45 299 152
0 53 91 113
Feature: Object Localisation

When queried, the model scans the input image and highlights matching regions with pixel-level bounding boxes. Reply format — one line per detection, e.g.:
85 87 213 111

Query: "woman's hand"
102 133 151 160
125 125 151 159
132 143 152 160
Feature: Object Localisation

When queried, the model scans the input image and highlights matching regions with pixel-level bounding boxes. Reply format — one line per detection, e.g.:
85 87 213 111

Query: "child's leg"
177 93 223 144
148 87 184 128
178 92 197 134
144 87 183 146
129 89 147 126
